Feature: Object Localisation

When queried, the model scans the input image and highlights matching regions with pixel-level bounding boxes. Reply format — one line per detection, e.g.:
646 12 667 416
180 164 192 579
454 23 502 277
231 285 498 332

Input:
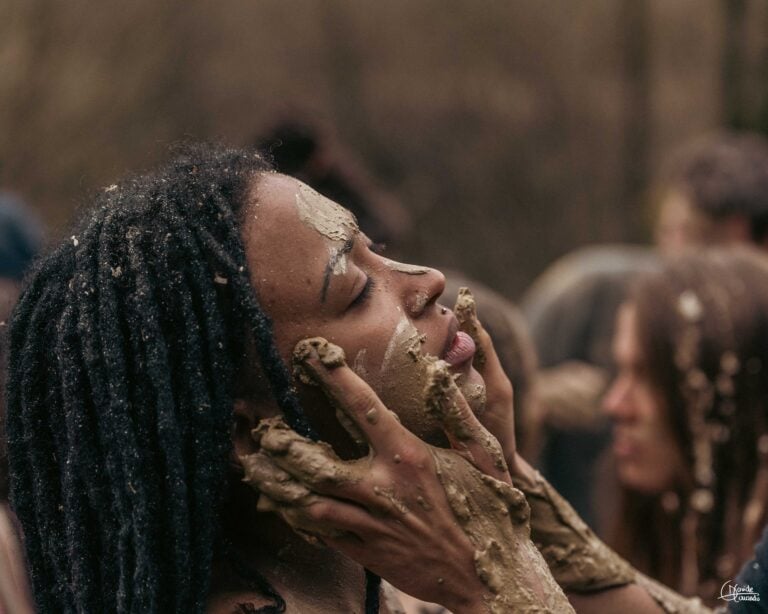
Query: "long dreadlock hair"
6 144 380 613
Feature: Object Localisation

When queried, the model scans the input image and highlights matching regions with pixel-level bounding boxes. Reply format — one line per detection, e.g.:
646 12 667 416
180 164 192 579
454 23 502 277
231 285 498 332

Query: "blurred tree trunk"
2 0 56 183
322 3 365 145
721 0 747 129
759 4 768 135
620 0 650 240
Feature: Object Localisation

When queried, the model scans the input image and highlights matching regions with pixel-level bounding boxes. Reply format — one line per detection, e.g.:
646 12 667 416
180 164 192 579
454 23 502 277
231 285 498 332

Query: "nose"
403 266 446 318
602 374 633 421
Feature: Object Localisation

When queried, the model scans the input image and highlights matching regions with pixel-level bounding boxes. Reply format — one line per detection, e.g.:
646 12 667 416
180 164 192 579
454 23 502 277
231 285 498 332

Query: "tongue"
444 331 476 366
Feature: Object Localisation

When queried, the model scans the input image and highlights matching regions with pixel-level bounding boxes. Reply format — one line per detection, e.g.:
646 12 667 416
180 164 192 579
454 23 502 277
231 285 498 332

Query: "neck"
209 481 366 613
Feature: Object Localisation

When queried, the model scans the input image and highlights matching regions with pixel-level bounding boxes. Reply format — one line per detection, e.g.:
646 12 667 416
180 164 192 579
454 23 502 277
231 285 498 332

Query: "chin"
617 462 670 495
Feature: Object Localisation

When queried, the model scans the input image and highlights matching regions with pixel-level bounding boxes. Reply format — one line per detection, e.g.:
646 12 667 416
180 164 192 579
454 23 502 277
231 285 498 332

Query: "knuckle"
396 445 430 468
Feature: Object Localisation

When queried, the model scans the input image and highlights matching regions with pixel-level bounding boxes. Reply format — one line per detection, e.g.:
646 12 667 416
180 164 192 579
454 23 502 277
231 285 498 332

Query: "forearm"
510 455 711 613
566 584 665 614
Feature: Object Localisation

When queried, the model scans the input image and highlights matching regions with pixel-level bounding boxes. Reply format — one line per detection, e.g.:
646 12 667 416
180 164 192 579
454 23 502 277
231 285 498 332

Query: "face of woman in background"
603 304 688 494
240 173 484 449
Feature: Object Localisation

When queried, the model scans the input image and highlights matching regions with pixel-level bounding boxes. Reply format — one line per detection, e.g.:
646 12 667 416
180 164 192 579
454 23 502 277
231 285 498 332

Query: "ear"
231 398 279 462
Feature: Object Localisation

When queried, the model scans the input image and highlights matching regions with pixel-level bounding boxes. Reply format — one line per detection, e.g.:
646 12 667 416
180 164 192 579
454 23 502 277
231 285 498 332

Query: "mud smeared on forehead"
295 184 358 242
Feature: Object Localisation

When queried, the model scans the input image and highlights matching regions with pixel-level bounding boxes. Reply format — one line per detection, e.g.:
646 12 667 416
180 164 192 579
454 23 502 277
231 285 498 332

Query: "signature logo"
719 580 761 602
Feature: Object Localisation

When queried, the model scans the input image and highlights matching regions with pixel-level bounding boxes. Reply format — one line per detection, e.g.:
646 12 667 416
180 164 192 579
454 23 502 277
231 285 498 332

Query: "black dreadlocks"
6 144 380 613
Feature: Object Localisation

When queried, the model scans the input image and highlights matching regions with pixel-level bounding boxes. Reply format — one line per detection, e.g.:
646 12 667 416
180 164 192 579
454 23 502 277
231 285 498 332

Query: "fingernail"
454 287 478 325
292 337 347 385
453 288 487 368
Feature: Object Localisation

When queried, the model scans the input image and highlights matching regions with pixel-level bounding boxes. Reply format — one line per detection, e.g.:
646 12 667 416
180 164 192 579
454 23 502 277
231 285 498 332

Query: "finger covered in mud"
244 418 410 536
424 360 510 482
292 337 409 451
454 288 513 408
292 337 346 385
241 450 315 505
240 445 349 544
453 287 487 369
256 494 349 545
251 416 364 490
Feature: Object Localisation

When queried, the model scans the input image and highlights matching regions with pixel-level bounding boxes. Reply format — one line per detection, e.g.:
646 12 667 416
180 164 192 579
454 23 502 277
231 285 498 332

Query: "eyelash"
349 277 376 309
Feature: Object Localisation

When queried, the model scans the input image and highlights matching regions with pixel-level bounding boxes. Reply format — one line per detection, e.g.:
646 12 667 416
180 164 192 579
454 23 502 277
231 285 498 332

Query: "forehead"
245 172 356 238
240 174 357 310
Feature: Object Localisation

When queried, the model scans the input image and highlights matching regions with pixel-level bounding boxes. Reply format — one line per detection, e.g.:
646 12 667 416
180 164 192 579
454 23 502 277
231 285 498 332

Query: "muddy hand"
240 440 366 544
454 288 517 466
247 337 572 612
296 337 509 484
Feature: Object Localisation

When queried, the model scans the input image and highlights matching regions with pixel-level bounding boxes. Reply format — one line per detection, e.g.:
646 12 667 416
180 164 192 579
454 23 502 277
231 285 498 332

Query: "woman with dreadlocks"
603 248 768 603
5 144 581 613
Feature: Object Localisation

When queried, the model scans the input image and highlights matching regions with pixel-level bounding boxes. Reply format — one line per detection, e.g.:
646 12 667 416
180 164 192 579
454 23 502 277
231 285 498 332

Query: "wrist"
507 452 537 483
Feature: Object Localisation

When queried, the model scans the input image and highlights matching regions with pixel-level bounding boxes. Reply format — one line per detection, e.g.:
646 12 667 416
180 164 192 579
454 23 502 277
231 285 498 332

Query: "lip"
441 317 460 358
441 317 476 367
611 429 638 460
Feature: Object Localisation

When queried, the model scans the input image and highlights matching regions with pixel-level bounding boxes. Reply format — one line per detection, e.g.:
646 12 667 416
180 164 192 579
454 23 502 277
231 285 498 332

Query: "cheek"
354 313 445 444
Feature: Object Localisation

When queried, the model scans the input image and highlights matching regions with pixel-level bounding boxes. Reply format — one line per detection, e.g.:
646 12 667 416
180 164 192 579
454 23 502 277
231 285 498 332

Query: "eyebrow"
320 236 356 303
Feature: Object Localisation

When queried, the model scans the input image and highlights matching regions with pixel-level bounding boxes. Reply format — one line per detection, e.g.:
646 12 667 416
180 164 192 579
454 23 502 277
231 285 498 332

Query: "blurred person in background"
655 131 768 254
0 192 42 614
521 244 658 529
521 129 768 533
603 248 768 603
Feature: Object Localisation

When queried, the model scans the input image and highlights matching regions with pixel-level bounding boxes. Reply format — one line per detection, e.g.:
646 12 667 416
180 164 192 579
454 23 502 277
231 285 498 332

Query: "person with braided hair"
603 248 768 604
5 144 576 613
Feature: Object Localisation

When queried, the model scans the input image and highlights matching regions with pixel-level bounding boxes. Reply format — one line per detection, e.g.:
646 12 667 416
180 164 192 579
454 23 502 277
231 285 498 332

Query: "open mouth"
442 329 476 367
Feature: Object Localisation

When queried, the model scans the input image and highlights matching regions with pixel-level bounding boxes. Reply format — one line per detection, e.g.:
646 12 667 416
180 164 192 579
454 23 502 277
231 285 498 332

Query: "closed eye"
348 276 376 310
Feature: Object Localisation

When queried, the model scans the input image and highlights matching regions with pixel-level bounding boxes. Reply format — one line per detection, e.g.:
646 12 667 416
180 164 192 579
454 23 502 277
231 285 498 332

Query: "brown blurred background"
1 0 767 297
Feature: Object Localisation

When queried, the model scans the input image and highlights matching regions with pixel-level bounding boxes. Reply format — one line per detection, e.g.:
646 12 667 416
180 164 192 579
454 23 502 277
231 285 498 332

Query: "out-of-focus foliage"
1 0 766 296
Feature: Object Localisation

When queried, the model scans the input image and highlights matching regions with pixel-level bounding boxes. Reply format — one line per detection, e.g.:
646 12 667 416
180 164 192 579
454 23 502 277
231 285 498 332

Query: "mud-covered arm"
512 456 713 614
